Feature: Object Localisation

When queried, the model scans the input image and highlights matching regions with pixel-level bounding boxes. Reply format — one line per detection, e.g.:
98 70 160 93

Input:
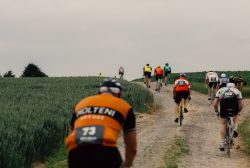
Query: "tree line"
0 63 48 78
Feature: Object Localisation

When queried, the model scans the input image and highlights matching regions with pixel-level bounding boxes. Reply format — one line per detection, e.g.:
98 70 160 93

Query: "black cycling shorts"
164 72 171 76
155 75 163 81
208 82 218 88
144 72 151 78
220 109 239 118
68 145 122 168
174 91 190 104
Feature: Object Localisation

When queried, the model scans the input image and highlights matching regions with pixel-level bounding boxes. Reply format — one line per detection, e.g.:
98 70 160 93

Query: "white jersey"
215 87 242 100
206 72 219 82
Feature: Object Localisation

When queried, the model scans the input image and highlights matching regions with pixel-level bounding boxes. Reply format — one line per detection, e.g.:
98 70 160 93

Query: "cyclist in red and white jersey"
205 71 219 100
173 73 191 123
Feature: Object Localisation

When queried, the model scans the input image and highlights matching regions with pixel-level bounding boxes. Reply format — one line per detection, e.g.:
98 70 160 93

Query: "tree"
3 70 15 77
21 63 48 77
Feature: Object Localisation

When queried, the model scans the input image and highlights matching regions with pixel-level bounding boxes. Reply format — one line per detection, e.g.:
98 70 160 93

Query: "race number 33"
75 125 104 145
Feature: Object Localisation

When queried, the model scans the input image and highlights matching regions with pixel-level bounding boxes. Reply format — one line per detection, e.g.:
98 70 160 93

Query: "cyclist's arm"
123 109 137 168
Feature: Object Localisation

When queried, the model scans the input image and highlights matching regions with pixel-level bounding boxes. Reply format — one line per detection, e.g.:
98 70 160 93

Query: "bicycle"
224 110 234 158
178 98 185 126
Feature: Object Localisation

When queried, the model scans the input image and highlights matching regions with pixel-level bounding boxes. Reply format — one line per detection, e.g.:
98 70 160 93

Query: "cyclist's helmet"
99 78 122 97
180 73 186 77
165 63 169 65
221 73 227 78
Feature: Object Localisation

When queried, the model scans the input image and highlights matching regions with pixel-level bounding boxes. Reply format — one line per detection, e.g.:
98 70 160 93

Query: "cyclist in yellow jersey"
143 64 152 88
66 78 137 168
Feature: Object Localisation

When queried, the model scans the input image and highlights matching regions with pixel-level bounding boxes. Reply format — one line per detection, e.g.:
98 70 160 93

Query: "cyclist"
205 70 219 100
163 63 172 85
143 63 152 88
214 82 243 151
65 78 137 168
173 73 191 123
118 66 125 79
229 75 247 92
154 65 164 91
219 73 229 88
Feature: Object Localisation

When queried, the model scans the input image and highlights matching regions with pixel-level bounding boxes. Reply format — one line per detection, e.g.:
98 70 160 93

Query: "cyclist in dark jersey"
66 78 137 168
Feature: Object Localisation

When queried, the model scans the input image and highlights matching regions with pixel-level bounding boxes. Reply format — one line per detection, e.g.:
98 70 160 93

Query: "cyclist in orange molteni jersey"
173 73 191 123
65 78 137 168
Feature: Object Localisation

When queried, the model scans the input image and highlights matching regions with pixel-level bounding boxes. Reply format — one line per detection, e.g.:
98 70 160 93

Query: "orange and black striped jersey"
65 93 135 151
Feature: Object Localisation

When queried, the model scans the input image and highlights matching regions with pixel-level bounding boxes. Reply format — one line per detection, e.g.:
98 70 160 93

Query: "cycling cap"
165 63 169 65
180 73 186 77
226 82 235 88
146 64 149 66
99 78 122 95
221 73 227 78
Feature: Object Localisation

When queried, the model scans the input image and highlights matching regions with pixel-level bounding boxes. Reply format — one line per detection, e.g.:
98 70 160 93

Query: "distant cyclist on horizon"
118 66 125 79
163 63 172 86
214 82 243 151
154 65 164 91
173 73 191 123
205 70 219 100
143 64 152 88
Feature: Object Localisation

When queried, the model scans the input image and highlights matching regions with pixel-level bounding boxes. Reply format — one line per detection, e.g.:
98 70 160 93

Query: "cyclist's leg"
148 73 151 88
233 112 240 138
208 82 212 99
219 118 227 149
155 75 159 90
183 92 190 112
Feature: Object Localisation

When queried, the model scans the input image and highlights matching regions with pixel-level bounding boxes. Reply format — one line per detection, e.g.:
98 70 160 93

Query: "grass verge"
161 135 189 168
238 117 250 154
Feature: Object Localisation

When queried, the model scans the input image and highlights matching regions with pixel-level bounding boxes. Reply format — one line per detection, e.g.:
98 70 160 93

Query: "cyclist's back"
173 73 191 122
66 79 137 168
154 66 163 79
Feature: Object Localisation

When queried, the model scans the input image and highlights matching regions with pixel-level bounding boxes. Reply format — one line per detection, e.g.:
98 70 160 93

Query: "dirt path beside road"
118 83 250 168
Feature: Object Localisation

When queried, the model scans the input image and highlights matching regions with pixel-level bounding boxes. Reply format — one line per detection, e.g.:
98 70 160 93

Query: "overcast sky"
1 0 250 80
